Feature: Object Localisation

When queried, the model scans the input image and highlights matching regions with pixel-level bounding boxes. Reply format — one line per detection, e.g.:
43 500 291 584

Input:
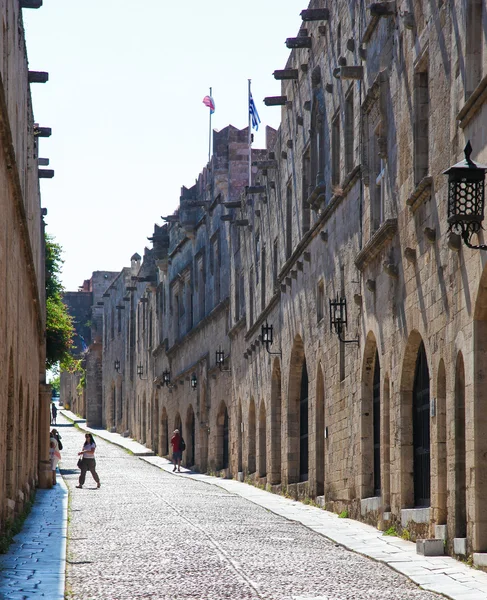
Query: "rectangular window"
286 182 293 260
249 266 254 326
466 0 483 97
414 66 429 186
332 115 340 187
273 238 278 289
317 281 325 322
345 91 354 174
302 148 311 234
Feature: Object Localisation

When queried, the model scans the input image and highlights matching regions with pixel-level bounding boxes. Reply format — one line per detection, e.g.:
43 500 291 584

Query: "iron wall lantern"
329 296 359 344
137 364 147 379
444 141 487 250
261 322 282 356
114 359 120 372
162 370 171 387
190 373 197 390
215 348 231 372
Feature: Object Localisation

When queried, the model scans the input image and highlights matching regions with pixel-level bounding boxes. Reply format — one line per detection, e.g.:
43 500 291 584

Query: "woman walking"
49 432 62 485
77 433 101 489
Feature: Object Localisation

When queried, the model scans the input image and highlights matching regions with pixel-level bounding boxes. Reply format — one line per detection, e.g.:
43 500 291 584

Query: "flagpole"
248 79 252 185
208 87 212 164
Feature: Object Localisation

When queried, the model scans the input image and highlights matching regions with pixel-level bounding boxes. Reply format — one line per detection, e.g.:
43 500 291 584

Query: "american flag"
249 92 261 131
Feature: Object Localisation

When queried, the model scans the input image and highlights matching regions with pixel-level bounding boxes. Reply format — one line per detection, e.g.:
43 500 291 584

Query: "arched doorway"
6 353 16 500
152 391 159 452
199 384 209 473
373 351 381 497
316 364 324 497
287 336 306 484
436 359 447 526
258 401 267 477
186 405 195 467
299 361 309 482
17 381 24 492
454 352 467 538
248 398 256 474
216 401 229 470
270 359 281 485
161 407 168 456
237 400 243 473
413 341 431 507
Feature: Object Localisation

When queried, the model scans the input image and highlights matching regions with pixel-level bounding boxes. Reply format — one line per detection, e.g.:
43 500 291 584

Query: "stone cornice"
245 292 280 342
457 74 487 129
355 218 398 271
406 175 433 213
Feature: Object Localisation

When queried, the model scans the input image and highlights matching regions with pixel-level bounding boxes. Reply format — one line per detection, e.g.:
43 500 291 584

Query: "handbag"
77 458 83 469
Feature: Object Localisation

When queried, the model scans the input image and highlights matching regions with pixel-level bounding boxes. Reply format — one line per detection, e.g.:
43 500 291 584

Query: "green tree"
45 234 74 370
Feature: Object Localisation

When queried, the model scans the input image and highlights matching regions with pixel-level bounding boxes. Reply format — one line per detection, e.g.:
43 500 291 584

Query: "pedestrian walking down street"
51 401 57 425
170 429 183 472
49 432 61 485
50 428 63 450
77 433 101 489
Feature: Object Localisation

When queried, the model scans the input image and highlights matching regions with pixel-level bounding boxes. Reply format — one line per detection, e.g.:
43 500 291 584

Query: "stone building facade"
0 0 51 531
80 0 487 563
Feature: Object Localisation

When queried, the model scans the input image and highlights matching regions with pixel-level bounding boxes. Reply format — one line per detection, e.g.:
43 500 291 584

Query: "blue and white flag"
249 92 261 131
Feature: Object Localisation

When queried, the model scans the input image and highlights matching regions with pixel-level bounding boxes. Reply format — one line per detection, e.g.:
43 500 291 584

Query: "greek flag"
249 92 261 131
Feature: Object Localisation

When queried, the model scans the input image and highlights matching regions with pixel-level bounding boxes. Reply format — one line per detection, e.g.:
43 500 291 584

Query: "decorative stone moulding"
346 38 356 52
366 279 376 292
300 8 330 21
448 233 462 252
404 247 417 263
320 231 328 242
285 37 312 49
246 185 266 195
297 115 304 126
424 227 436 243
338 56 347 66
28 71 48 83
273 69 299 80
38 169 54 178
235 219 249 227
383 262 399 279
263 96 287 107
355 218 398 271
406 175 433 212
252 160 277 170
370 2 396 17
333 66 364 80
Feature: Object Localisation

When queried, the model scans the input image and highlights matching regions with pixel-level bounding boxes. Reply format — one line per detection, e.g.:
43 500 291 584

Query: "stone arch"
199 382 209 473
17 380 24 492
110 383 116 429
141 393 147 444
216 400 229 471
174 412 182 437
248 398 256 474
160 407 169 456
152 390 159 452
270 358 282 485
399 331 431 509
185 404 195 467
360 332 380 499
382 374 391 511
434 358 447 526
315 362 325 497
473 265 487 550
237 400 243 473
258 400 267 477
6 350 16 501
287 335 306 484
454 351 467 539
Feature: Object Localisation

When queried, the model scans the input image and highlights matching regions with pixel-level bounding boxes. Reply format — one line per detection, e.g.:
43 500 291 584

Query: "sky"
23 1 302 291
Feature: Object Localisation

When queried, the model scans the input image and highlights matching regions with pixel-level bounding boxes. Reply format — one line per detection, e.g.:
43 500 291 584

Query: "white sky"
23 1 302 291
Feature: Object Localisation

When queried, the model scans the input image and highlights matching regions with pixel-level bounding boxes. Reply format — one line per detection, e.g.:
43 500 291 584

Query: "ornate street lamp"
329 295 359 345
137 364 147 379
444 141 487 250
190 373 198 390
260 322 282 356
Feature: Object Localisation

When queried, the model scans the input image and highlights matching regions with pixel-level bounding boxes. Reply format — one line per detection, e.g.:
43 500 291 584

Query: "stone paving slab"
0 474 68 599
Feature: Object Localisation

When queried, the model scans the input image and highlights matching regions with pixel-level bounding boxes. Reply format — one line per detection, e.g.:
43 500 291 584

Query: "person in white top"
76 433 101 489
49 434 62 485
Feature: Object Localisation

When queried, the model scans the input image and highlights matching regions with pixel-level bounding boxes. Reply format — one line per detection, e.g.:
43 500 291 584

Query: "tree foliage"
45 234 74 370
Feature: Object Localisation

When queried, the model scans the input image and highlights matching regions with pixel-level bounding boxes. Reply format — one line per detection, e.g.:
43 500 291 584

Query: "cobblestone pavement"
60 422 442 600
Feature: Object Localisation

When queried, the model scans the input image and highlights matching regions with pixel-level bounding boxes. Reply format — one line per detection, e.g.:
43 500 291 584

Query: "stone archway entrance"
413 341 430 508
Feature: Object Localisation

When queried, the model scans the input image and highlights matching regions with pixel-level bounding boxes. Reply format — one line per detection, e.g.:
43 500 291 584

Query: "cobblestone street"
59 422 441 600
